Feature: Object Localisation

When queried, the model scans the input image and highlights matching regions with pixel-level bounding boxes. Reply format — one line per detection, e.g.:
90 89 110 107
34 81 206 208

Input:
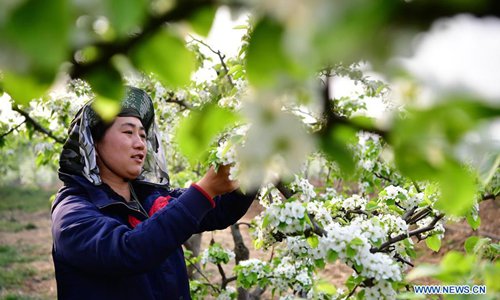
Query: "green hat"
59 86 170 187
87 86 155 132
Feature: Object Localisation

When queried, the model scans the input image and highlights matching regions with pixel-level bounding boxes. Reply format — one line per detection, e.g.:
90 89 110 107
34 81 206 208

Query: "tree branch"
12 106 65 144
275 180 294 199
406 206 432 225
0 121 25 140
482 193 499 201
373 172 397 185
217 263 227 288
190 36 235 87
184 257 220 294
159 93 192 110
345 282 361 299
371 214 444 253
70 0 216 79
394 253 414 267
319 74 389 141
402 206 418 223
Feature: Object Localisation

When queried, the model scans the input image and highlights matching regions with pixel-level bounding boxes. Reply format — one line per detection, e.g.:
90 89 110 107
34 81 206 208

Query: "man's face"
95 116 147 182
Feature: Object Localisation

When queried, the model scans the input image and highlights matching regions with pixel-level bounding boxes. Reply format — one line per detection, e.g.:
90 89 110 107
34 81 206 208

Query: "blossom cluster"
291 175 317 201
320 223 403 281
364 280 397 300
200 243 235 265
378 185 424 209
214 140 239 181
216 286 237 300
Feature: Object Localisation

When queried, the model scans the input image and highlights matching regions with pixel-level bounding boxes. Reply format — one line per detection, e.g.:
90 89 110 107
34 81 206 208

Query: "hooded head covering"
59 86 170 187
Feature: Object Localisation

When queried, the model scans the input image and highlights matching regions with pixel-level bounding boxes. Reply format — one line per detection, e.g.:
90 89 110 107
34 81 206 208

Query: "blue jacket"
51 174 254 300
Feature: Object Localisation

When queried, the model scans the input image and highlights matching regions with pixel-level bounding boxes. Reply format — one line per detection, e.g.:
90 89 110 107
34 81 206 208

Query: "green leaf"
2 72 52 105
245 17 303 87
1 0 69 71
345 274 363 290
262 214 270 228
434 161 477 216
84 64 124 101
346 245 357 258
365 200 378 211
174 104 240 164
392 101 500 182
464 236 491 257
406 264 441 281
307 235 319 248
85 64 124 122
326 249 338 263
320 125 356 175
314 259 325 269
92 96 122 123
131 29 195 88
350 237 364 246
425 235 441 252
484 262 500 292
438 251 474 282
188 5 216 37
105 0 147 36
315 280 337 295
465 206 481 230
477 153 500 186
464 236 480 254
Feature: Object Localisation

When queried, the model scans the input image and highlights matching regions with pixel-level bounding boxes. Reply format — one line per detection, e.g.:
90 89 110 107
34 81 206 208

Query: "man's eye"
140 134 147 139
124 131 133 134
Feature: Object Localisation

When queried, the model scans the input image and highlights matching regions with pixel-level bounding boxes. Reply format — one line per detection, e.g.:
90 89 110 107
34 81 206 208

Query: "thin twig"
371 214 444 253
0 121 25 139
190 36 234 87
160 93 192 110
184 257 220 293
345 282 361 299
394 253 414 267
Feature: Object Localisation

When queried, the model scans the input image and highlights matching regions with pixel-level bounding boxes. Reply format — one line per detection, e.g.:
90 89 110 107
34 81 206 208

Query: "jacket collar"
57 173 130 209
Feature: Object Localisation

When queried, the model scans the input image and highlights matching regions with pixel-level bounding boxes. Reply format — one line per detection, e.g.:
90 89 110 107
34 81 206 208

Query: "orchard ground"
0 186 498 300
